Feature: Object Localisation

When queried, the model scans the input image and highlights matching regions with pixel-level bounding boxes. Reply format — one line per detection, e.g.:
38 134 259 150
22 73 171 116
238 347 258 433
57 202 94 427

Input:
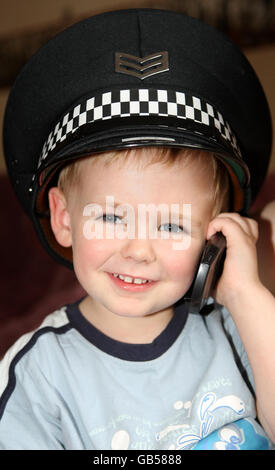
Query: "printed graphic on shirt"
193 418 269 450
172 392 245 449
172 392 268 450
89 392 269 450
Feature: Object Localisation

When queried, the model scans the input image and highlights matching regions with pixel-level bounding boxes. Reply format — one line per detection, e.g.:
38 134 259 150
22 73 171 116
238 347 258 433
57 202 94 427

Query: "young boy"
1 9 275 450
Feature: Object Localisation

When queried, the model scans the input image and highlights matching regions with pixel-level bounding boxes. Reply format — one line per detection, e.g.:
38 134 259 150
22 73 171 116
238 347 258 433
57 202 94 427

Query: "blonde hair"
57 147 230 217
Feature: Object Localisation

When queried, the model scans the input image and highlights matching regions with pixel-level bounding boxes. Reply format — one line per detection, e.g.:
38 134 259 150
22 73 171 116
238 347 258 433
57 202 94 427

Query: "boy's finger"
221 213 259 242
206 215 258 244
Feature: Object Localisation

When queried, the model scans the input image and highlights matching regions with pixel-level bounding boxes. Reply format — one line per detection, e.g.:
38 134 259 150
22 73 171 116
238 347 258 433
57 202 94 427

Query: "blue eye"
159 223 183 233
101 214 123 224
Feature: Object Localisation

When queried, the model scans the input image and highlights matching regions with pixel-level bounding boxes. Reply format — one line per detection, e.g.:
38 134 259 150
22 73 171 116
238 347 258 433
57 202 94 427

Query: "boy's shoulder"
206 302 241 343
209 303 252 379
0 306 72 396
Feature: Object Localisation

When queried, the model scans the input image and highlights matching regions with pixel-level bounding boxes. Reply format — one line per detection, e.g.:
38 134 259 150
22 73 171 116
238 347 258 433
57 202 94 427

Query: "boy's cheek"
165 238 203 271
72 237 113 263
165 251 198 281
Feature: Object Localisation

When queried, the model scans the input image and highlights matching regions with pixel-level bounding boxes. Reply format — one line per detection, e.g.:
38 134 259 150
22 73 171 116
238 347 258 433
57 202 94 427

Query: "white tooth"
119 275 133 283
133 278 150 284
115 274 151 284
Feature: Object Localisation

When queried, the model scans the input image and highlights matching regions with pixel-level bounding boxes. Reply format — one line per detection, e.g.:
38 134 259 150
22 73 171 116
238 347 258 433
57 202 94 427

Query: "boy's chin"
106 300 174 320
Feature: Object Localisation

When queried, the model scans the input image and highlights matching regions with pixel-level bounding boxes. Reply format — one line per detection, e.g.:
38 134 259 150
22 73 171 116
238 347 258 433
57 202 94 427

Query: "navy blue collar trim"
66 297 188 362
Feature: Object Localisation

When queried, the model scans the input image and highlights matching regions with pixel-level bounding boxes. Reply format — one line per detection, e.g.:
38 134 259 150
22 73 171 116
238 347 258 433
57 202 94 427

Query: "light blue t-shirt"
0 297 272 450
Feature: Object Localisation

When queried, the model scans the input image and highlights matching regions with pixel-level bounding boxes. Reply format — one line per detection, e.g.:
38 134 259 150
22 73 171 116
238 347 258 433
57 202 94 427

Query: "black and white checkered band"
37 88 241 171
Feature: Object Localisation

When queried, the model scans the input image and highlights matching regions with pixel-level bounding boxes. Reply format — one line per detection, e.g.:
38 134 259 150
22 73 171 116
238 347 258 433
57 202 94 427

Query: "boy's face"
50 149 215 323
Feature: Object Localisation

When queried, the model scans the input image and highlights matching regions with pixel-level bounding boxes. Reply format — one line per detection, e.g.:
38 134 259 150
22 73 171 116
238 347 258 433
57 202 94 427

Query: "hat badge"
115 51 169 80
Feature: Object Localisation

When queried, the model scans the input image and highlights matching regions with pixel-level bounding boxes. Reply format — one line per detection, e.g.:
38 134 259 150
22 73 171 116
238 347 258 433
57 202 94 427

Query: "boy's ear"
48 187 72 247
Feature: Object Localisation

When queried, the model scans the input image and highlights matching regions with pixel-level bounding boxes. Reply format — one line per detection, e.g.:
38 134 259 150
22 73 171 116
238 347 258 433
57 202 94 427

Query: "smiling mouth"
106 272 157 290
112 273 152 284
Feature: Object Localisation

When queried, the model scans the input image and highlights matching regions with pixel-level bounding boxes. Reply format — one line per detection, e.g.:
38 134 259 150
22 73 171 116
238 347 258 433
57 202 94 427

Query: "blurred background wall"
1 0 275 174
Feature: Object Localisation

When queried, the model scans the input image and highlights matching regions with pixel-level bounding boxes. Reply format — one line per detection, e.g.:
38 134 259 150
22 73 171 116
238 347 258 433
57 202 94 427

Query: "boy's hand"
206 213 261 309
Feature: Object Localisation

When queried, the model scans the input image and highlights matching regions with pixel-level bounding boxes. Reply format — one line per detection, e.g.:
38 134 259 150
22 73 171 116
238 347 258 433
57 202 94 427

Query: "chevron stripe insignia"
115 51 169 80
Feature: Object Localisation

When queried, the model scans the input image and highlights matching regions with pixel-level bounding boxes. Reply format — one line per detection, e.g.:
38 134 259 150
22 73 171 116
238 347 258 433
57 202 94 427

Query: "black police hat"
3 9 272 268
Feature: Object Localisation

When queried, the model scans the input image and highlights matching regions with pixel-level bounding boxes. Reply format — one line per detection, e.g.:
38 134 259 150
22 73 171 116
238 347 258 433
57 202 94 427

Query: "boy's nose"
120 238 156 263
